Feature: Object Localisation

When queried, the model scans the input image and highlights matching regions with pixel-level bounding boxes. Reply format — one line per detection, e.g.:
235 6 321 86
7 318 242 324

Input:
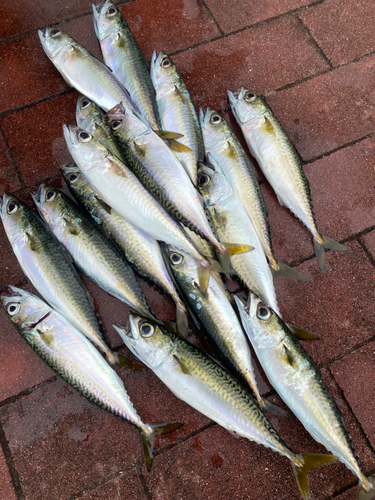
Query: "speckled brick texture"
1 0 375 499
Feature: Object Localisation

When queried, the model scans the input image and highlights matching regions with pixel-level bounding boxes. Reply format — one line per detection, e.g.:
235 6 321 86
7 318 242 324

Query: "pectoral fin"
283 343 298 369
172 354 191 375
287 324 319 340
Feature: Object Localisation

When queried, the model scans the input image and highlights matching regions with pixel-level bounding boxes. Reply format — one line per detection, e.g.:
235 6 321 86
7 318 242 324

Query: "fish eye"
256 302 271 321
169 252 183 265
244 91 256 102
78 131 92 142
80 99 91 109
140 322 154 338
50 29 61 38
111 120 122 130
68 173 79 183
161 57 172 68
7 303 20 316
7 201 18 215
46 189 56 202
106 6 117 16
198 172 211 187
210 113 222 125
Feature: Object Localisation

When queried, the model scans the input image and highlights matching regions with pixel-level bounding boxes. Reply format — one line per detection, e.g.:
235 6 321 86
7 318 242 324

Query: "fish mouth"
38 28 46 40
1 192 12 218
63 124 79 148
0 286 23 307
31 183 44 206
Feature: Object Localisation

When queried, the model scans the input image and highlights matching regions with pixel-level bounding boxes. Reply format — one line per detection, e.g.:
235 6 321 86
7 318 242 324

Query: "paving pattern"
0 0 375 498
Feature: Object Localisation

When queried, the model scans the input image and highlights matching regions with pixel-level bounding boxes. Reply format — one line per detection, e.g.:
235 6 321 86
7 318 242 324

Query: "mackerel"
1 287 182 470
228 88 349 270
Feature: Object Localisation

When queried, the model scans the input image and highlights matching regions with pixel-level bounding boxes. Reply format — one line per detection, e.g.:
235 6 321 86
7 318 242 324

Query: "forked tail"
292 453 338 499
358 476 375 499
141 422 184 471
313 235 349 271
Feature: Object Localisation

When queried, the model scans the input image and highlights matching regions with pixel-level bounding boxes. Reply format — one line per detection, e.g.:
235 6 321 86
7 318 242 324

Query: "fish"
61 163 189 335
76 95 125 162
163 244 265 409
228 88 349 270
0 192 125 367
197 156 280 315
114 313 338 499
63 124 216 292
235 292 375 498
200 107 307 282
1 287 182 470
93 0 161 130
33 183 154 321
106 102 239 259
38 27 134 112
151 52 204 185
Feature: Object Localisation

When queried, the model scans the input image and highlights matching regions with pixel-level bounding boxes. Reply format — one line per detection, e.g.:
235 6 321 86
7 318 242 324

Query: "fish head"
163 245 198 287
32 183 65 228
234 293 285 350
199 108 228 150
93 1 124 41
61 163 92 198
76 95 100 130
63 124 108 171
114 313 174 369
150 52 180 94
197 154 233 207
107 102 147 140
227 88 266 125
1 286 51 333
38 27 74 62
0 193 33 245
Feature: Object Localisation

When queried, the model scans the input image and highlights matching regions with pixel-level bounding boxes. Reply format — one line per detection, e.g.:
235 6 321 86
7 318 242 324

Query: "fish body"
93 0 160 129
63 125 209 268
163 244 263 407
38 27 133 112
62 164 188 334
107 103 224 254
115 314 338 498
151 52 204 185
235 293 374 495
197 158 279 314
0 192 116 364
228 88 348 269
1 288 182 470
76 95 125 161
33 184 153 320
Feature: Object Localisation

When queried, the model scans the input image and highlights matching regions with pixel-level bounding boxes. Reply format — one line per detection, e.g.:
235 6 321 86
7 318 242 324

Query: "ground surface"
0 0 375 499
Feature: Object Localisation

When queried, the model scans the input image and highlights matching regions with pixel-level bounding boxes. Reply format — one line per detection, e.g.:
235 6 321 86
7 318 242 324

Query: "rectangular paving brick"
0 132 21 195
120 0 220 59
0 221 27 293
300 0 375 67
173 15 329 111
0 447 16 500
78 468 147 499
266 55 375 161
205 0 311 33
275 241 375 366
331 342 375 451
1 93 77 187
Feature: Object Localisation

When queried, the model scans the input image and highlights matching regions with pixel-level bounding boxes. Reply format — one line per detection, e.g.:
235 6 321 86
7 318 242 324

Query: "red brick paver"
0 448 16 500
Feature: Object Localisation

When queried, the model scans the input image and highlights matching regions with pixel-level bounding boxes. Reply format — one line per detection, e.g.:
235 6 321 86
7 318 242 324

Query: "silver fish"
151 52 204 185
115 314 338 499
228 88 349 270
0 193 121 366
93 0 161 130
197 156 280 315
38 27 134 112
200 107 307 282
235 293 375 498
33 183 154 321
1 287 182 470
61 163 188 335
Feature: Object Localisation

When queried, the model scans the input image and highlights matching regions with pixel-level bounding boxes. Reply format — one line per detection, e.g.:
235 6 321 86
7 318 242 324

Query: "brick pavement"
0 0 375 498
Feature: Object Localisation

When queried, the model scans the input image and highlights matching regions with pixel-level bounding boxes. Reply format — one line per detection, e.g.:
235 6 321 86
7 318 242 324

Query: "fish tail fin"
292 453 339 499
176 303 189 337
116 352 145 371
358 476 375 499
314 234 349 270
141 422 184 471
197 263 211 295
273 260 309 282
263 400 288 417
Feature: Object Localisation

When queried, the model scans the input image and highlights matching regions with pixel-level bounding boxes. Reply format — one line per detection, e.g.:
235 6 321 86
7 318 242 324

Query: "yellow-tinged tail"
141 422 183 471
292 453 339 499
358 476 375 499
313 235 349 270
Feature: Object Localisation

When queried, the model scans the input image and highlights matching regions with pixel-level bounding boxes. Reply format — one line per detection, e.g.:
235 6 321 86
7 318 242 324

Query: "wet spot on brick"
211 453 223 468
